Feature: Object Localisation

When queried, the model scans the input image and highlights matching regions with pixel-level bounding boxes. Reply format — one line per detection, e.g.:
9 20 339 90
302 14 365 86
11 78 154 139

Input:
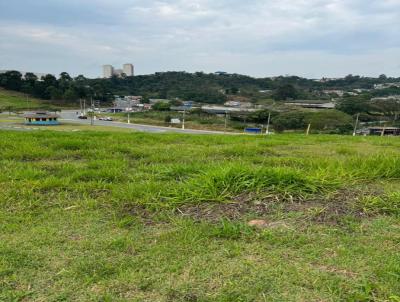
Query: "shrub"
152 102 171 111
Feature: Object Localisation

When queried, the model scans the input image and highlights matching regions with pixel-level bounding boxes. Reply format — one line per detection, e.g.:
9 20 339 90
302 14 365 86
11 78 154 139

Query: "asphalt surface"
59 110 230 134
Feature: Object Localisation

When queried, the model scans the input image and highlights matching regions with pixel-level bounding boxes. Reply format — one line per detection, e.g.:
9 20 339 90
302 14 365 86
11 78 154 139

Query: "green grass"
0 89 44 110
1 131 400 301
0 88 75 111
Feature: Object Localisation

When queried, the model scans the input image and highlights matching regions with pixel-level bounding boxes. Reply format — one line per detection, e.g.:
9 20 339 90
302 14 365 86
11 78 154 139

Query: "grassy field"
0 130 400 301
0 88 75 111
0 89 44 110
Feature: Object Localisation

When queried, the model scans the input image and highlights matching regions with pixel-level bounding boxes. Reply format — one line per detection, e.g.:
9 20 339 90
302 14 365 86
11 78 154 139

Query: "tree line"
1 70 400 105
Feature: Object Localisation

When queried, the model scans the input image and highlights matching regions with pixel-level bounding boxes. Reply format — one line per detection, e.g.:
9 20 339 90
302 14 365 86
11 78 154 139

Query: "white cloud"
0 0 399 77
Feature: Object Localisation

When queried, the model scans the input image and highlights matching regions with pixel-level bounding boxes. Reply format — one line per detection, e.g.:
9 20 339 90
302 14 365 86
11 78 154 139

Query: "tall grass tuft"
359 192 400 216
158 164 337 205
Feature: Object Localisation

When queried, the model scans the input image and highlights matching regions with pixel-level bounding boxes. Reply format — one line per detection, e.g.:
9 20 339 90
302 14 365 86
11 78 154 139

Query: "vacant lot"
0 131 399 301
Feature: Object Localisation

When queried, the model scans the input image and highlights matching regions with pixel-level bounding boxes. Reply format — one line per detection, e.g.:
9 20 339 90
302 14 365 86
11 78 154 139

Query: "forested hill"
1 70 400 104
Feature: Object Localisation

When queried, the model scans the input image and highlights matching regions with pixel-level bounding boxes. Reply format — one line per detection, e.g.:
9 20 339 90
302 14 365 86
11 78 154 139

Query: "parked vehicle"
78 115 88 119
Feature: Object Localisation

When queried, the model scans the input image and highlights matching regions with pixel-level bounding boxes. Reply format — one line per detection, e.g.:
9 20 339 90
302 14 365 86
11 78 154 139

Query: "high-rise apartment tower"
102 64 134 78
123 64 134 76
102 65 114 78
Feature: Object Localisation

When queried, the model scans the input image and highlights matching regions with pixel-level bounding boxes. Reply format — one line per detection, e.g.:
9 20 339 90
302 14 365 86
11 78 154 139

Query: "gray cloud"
0 0 399 77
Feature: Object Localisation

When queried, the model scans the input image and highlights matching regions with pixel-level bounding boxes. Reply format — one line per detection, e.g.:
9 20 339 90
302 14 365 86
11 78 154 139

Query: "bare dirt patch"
126 185 384 225
172 186 383 224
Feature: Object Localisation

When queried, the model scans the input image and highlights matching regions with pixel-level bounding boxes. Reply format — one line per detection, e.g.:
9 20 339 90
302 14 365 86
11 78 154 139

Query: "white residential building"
102 65 114 78
123 64 134 76
102 63 134 78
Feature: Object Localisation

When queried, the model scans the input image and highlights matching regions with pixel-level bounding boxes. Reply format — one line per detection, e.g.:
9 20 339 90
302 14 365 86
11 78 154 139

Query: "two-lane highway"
59 110 230 134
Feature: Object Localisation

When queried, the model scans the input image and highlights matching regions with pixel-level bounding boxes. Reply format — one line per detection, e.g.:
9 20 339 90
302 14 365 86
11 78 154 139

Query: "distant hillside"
0 88 68 111
1 70 400 106
0 88 43 110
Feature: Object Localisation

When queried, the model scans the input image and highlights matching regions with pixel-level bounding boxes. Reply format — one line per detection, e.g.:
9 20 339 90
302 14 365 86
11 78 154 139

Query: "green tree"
59 72 72 91
273 84 299 101
24 73 38 86
42 74 58 88
46 86 63 100
152 102 171 111
273 112 306 132
371 99 400 117
3 71 23 91
336 98 372 115
247 110 276 123
63 88 79 101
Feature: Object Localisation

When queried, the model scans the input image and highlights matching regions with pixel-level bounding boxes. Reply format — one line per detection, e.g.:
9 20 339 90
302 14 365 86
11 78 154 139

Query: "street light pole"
182 110 186 130
90 97 94 126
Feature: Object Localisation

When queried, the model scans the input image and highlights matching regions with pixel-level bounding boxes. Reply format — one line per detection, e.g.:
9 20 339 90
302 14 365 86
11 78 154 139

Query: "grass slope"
0 89 45 110
0 131 400 301
0 88 72 111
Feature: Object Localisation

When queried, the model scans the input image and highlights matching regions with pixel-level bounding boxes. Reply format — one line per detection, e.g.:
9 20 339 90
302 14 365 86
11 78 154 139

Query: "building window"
35 118 40 121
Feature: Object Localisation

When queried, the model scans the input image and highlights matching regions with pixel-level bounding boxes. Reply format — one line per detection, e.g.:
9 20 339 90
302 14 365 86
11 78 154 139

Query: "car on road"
78 115 88 119
99 117 113 121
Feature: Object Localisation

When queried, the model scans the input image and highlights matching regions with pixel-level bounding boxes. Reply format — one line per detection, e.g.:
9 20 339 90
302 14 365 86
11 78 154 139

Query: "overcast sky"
0 0 399 78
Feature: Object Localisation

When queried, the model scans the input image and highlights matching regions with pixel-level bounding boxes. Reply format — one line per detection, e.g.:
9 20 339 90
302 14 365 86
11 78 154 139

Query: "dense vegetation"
1 70 400 104
1 130 400 301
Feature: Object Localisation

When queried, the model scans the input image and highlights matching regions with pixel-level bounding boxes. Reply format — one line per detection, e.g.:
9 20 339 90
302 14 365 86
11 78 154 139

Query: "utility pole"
182 110 186 130
353 113 360 136
90 97 94 126
224 111 228 133
306 123 311 135
265 112 271 135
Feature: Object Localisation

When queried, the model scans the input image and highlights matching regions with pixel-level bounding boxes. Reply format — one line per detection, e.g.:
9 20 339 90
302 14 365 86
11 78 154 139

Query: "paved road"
59 110 231 134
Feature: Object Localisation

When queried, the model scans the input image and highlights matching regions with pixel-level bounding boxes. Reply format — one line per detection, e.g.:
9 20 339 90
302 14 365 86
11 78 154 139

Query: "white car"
99 117 113 121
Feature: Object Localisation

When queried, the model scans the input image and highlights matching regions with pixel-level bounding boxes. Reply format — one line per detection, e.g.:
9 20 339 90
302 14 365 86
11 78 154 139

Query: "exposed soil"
127 204 158 225
126 185 384 225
